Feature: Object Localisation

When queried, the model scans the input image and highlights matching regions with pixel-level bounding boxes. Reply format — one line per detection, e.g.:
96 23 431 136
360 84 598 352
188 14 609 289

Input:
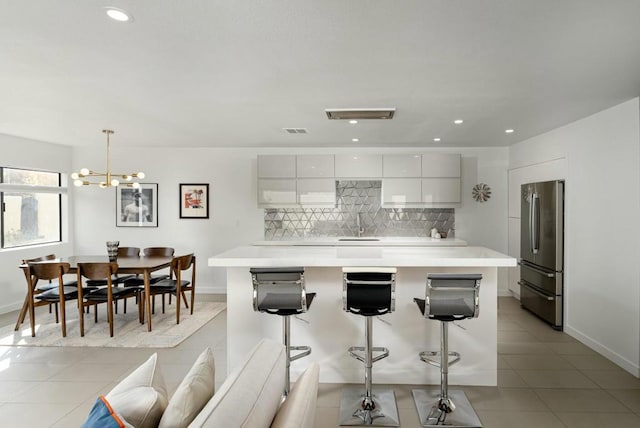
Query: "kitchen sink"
338 238 380 241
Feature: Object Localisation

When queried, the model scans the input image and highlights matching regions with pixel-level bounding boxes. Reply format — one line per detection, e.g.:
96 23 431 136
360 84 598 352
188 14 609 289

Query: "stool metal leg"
339 317 399 426
282 315 311 396
412 322 482 427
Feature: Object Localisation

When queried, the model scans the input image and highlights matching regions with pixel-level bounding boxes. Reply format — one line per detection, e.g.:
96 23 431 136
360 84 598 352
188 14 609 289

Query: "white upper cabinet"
383 154 422 177
422 153 461 177
335 154 383 178
258 155 296 178
382 178 422 205
296 155 335 178
297 179 336 207
257 179 297 206
421 178 461 203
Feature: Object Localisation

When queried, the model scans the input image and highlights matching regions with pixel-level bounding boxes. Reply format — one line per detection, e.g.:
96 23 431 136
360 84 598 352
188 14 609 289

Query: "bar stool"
250 267 315 396
412 273 482 427
340 267 399 427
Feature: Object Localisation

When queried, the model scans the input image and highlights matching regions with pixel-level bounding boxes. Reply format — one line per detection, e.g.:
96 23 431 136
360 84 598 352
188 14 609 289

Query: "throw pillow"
106 353 168 428
270 363 320 428
158 347 216 428
81 396 132 428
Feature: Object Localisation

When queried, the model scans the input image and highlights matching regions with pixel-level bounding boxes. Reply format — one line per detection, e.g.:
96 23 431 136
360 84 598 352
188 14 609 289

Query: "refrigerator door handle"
519 280 555 301
531 193 540 254
519 260 556 278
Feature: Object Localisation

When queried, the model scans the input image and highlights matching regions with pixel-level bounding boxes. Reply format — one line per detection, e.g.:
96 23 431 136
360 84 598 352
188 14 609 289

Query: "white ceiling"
2 1 640 149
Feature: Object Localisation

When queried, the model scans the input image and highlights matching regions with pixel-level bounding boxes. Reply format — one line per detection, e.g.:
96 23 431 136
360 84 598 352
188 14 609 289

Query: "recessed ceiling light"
105 7 133 22
433 137 441 142
349 120 358 124
453 119 464 125
352 138 360 142
505 129 515 134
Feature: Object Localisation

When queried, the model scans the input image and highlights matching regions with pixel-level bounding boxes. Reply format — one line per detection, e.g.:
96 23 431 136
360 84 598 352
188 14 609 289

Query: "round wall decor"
472 183 492 202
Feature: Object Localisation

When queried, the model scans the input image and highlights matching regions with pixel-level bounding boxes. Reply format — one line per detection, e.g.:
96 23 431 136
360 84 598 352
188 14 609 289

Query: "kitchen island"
208 245 516 386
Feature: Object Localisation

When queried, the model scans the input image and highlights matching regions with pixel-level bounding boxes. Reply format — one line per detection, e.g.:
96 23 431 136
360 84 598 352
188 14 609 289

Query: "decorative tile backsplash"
264 181 454 240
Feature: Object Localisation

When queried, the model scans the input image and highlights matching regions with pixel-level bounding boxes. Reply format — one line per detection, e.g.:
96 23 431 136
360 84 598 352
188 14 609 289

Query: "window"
0 167 63 249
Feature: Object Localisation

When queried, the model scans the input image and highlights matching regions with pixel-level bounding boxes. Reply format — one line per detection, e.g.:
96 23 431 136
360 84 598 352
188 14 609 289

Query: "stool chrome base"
339 387 399 426
412 389 482 427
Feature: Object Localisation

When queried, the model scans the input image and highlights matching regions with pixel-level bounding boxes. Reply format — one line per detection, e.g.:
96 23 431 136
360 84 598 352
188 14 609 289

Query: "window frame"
0 166 66 249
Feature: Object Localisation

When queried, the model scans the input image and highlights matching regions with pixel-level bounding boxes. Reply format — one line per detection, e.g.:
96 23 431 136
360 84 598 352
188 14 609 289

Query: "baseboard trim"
564 324 640 377
197 285 227 294
0 301 23 315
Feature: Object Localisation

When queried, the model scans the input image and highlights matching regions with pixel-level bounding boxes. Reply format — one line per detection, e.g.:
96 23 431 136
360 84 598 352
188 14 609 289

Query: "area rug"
0 301 226 348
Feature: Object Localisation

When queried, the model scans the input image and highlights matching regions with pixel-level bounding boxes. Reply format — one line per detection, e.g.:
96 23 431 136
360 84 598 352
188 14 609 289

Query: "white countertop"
252 236 467 247
208 245 516 267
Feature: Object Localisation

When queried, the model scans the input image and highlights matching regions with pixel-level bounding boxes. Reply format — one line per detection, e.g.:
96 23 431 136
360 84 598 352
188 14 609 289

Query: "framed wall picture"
116 183 159 227
180 183 209 219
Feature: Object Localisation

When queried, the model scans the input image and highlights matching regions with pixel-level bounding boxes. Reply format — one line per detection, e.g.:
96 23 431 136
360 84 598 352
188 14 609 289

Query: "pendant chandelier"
71 129 145 188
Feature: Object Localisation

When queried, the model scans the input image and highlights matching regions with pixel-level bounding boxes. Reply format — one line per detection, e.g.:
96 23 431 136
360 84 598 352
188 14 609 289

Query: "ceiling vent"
283 128 308 134
325 108 396 120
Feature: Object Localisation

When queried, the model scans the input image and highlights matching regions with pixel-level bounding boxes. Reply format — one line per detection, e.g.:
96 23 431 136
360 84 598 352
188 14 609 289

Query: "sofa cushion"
189 338 285 428
106 353 168 428
159 347 215 428
81 396 132 428
270 363 319 428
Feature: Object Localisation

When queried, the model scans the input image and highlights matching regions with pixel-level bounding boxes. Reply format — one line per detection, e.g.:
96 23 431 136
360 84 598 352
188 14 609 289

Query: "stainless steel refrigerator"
519 180 564 330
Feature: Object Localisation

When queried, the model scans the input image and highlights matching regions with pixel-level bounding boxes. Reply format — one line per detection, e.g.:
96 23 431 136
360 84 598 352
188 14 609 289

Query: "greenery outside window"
0 167 63 249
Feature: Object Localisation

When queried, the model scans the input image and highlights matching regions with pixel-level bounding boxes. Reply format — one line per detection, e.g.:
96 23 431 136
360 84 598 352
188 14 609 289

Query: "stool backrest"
425 273 481 321
250 267 307 313
343 268 396 316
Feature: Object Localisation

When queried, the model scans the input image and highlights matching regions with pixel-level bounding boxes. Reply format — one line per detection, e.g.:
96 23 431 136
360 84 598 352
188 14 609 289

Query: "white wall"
71 146 510 294
0 134 74 313
71 147 264 294
508 97 640 376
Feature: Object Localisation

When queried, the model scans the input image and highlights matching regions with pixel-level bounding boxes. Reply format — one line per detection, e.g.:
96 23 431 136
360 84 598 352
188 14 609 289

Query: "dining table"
18 255 174 334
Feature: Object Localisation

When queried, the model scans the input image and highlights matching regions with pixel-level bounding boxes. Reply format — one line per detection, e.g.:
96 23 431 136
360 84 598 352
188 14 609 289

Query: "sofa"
81 338 319 428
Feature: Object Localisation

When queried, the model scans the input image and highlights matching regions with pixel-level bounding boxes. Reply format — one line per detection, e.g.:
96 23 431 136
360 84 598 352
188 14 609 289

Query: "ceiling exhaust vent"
283 128 308 134
325 108 396 120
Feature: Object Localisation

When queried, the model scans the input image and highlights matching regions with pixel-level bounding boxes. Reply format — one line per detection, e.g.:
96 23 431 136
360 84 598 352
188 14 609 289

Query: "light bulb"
105 7 132 22
124 175 132 181
74 179 83 187
137 172 145 179
80 168 90 176
71 172 79 179
111 179 120 186
132 182 141 189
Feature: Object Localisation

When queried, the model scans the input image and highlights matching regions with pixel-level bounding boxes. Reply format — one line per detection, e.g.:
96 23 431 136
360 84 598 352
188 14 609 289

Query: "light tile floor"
0 296 638 427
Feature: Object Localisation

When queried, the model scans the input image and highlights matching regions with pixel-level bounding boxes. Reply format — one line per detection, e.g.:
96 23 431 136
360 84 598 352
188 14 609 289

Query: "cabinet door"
297 179 336 206
335 154 383 178
382 178 422 205
258 179 297 205
383 154 422 177
421 178 460 203
258 155 296 178
422 153 461 177
297 155 335 178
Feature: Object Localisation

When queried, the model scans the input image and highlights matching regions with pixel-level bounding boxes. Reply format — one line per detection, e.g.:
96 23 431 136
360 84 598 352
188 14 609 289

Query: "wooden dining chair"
77 262 139 337
28 262 79 337
141 254 196 324
124 247 175 312
15 255 79 337
113 247 140 314
118 247 140 257
123 246 174 286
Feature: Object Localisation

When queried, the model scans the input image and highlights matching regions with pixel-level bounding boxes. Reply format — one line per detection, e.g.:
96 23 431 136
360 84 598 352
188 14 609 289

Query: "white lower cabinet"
382 178 422 205
421 178 460 203
297 179 336 207
258 179 297 206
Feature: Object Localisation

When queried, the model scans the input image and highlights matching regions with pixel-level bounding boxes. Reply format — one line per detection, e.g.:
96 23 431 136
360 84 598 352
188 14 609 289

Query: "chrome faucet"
356 212 365 237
